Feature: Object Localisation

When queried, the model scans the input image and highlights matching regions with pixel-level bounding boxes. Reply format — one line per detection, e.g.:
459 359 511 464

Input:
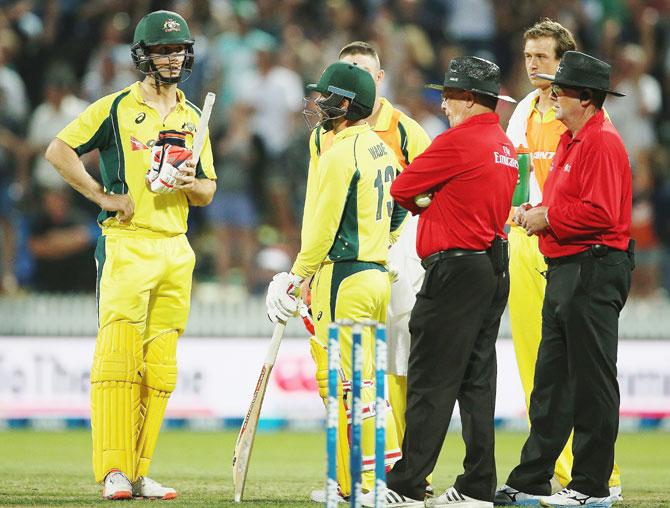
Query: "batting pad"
136 330 178 479
91 321 144 483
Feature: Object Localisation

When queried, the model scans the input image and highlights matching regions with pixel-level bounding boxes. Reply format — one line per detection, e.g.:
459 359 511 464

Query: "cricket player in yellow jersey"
498 19 621 503
302 42 432 502
45 10 216 501
265 61 406 499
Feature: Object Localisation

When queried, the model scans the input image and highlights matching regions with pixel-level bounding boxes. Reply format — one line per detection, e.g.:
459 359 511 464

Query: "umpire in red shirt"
498 51 633 507
379 56 518 506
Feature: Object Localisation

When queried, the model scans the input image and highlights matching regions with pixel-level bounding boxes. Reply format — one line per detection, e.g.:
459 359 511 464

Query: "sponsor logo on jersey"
563 163 571 172
494 150 518 169
130 136 148 151
531 151 556 160
163 19 181 32
135 112 146 124
182 121 196 132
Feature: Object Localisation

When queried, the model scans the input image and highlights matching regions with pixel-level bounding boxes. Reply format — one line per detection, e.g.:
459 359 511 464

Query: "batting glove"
147 131 192 194
298 300 315 335
266 272 304 324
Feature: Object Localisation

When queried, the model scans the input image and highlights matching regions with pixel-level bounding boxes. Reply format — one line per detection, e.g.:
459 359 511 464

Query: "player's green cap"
133 10 194 47
307 62 376 112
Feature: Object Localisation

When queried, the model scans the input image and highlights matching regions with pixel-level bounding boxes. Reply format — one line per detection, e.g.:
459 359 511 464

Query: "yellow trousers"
91 233 195 483
311 261 401 496
508 227 620 488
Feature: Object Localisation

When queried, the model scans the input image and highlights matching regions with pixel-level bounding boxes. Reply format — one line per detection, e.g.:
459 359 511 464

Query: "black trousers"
386 253 509 502
507 251 631 497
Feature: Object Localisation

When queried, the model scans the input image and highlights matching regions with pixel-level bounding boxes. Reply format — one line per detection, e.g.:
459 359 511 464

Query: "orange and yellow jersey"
302 97 431 245
291 124 402 279
57 82 216 236
525 97 566 194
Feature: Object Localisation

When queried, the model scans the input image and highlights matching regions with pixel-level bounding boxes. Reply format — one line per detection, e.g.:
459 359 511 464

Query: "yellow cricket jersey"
291 124 402 279
298 97 431 267
57 82 216 236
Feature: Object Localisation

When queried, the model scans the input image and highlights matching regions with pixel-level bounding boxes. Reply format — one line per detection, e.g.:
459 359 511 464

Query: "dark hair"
339 41 381 66
523 18 577 60
475 93 499 111
590 90 607 109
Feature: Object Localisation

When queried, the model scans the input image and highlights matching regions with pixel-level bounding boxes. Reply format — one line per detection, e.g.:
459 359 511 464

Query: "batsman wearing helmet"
45 10 216 501
265 61 406 499
302 42 432 503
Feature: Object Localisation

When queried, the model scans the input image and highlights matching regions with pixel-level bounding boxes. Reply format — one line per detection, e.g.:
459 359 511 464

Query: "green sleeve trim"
398 121 410 166
315 127 322 156
75 117 113 156
96 90 130 224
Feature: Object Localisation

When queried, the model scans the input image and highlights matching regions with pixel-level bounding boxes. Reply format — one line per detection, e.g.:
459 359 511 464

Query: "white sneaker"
493 484 543 506
426 486 493 507
360 487 423 506
608 485 623 503
102 470 132 500
540 488 612 507
132 476 177 500
310 488 347 503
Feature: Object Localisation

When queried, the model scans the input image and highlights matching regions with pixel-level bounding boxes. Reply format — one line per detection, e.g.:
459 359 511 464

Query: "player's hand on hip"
174 160 196 190
99 193 134 224
266 272 304 324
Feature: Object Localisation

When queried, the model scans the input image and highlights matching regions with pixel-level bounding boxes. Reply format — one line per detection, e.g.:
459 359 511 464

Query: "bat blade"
232 322 285 502
191 92 215 166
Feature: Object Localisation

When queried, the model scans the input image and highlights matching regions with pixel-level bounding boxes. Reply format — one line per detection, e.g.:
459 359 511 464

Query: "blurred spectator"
26 65 88 190
208 0 276 127
28 187 97 293
81 14 136 102
608 44 662 170
238 39 304 240
206 103 263 288
0 27 28 293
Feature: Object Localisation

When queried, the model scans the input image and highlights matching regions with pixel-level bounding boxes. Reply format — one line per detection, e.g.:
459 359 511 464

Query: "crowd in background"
0 0 668 299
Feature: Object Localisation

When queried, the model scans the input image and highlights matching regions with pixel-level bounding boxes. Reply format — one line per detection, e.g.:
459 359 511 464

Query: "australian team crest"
163 18 181 32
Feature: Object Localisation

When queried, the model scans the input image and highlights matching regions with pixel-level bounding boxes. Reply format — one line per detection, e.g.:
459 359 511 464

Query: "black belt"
421 249 488 269
544 244 624 266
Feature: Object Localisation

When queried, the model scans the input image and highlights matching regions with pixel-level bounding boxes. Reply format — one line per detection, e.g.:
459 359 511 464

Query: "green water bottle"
512 148 530 206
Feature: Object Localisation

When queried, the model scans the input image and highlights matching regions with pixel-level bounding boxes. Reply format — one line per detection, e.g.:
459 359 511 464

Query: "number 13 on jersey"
374 165 395 221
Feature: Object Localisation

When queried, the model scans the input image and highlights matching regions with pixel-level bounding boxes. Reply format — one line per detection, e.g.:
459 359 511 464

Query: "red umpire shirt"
391 112 518 259
541 110 632 258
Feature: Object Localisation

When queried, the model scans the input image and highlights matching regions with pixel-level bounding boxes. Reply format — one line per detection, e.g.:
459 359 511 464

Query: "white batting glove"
266 272 303 324
145 142 163 184
148 132 192 194
151 161 178 194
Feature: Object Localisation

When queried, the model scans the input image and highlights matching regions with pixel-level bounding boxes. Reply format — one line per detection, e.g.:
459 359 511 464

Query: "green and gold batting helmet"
304 62 376 131
131 10 195 84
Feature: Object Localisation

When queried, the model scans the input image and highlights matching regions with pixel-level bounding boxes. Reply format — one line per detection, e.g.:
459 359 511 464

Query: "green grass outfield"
1 430 668 506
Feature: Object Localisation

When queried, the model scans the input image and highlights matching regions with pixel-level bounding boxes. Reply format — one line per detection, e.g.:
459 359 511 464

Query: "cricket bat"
150 92 215 193
232 321 286 502
190 91 216 165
